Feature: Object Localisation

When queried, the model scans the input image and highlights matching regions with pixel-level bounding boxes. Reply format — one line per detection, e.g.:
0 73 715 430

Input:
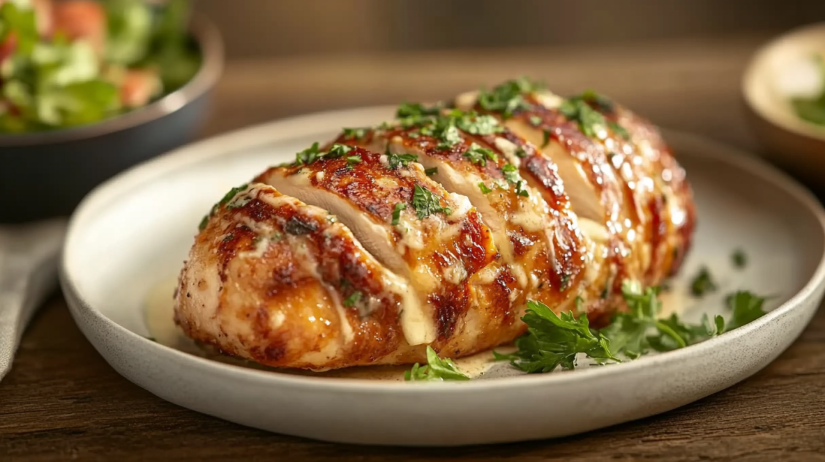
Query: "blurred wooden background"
194 0 825 58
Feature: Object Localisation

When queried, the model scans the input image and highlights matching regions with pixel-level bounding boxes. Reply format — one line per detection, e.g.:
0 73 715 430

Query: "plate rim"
60 105 825 393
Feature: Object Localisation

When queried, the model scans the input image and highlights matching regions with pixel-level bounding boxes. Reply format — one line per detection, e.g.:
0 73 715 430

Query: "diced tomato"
52 0 106 54
120 68 161 108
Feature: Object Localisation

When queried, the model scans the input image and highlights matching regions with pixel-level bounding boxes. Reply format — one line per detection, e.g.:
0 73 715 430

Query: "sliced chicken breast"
456 80 664 297
254 145 525 357
330 108 613 317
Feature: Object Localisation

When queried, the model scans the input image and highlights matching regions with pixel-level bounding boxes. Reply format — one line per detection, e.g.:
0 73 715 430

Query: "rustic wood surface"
3 34 825 461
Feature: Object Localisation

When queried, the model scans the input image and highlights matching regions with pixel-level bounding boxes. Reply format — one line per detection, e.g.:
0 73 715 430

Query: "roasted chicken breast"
175 79 696 370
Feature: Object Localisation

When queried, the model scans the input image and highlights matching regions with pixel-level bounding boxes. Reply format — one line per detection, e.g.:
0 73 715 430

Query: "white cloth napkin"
0 219 67 382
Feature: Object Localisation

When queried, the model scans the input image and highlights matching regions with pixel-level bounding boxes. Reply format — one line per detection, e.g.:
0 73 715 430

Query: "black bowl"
0 15 223 223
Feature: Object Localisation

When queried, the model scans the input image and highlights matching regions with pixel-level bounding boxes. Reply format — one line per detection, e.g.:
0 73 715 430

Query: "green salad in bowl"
0 0 201 133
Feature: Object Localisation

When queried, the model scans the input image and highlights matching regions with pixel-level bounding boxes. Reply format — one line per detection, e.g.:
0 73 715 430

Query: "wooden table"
3 34 825 461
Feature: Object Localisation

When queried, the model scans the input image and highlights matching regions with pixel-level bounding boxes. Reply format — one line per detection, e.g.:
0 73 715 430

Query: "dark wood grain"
3 35 825 461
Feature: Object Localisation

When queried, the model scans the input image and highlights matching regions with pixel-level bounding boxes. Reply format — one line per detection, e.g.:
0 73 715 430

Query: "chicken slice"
255 145 524 356
175 184 418 370
330 108 612 317
456 81 645 298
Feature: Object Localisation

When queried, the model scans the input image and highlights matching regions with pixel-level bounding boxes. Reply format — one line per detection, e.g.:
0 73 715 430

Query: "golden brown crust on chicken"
175 184 414 370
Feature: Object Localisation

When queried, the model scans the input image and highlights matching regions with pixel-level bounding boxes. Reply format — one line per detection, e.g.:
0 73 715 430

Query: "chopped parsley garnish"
732 249 747 268
515 146 528 158
725 291 767 330
342 127 368 140
541 129 551 147
292 142 322 166
405 346 469 381
514 180 530 197
455 113 503 135
690 267 717 297
346 155 362 165
478 182 493 194
387 153 418 170
529 115 542 126
501 163 520 184
495 280 769 373
327 143 354 158
391 203 406 226
424 167 438 176
493 282 765 372
477 77 544 118
559 98 607 138
436 122 462 149
411 185 451 219
578 89 616 113
608 121 630 140
396 102 442 118
463 143 498 166
560 91 630 140
198 183 249 230
287 143 362 167
493 298 619 373
343 291 363 308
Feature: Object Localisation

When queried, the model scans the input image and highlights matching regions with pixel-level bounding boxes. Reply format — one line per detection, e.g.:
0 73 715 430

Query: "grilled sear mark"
255 147 523 355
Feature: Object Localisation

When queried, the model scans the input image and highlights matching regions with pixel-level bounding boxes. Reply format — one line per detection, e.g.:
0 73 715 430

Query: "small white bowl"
743 23 825 191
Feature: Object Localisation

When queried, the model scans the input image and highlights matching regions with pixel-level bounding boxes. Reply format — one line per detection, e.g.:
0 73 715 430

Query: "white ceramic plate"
60 107 825 446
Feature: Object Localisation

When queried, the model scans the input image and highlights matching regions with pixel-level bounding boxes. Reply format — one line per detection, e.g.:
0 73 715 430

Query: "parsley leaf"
541 130 551 147
198 183 249 230
608 121 631 140
327 143 354 158
391 202 406 226
346 155 362 165
456 113 503 135
477 77 544 118
405 346 470 381
424 167 438 176
725 291 767 330
478 182 493 194
514 180 530 197
343 291 363 308
396 102 442 118
387 153 418 170
732 249 747 268
292 142 322 166
463 143 498 166
342 127 368 140
559 98 607 139
411 185 451 219
501 163 520 184
690 267 717 297
494 299 620 373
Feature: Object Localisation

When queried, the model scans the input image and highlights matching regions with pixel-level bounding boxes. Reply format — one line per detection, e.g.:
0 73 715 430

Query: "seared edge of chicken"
175 183 422 370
